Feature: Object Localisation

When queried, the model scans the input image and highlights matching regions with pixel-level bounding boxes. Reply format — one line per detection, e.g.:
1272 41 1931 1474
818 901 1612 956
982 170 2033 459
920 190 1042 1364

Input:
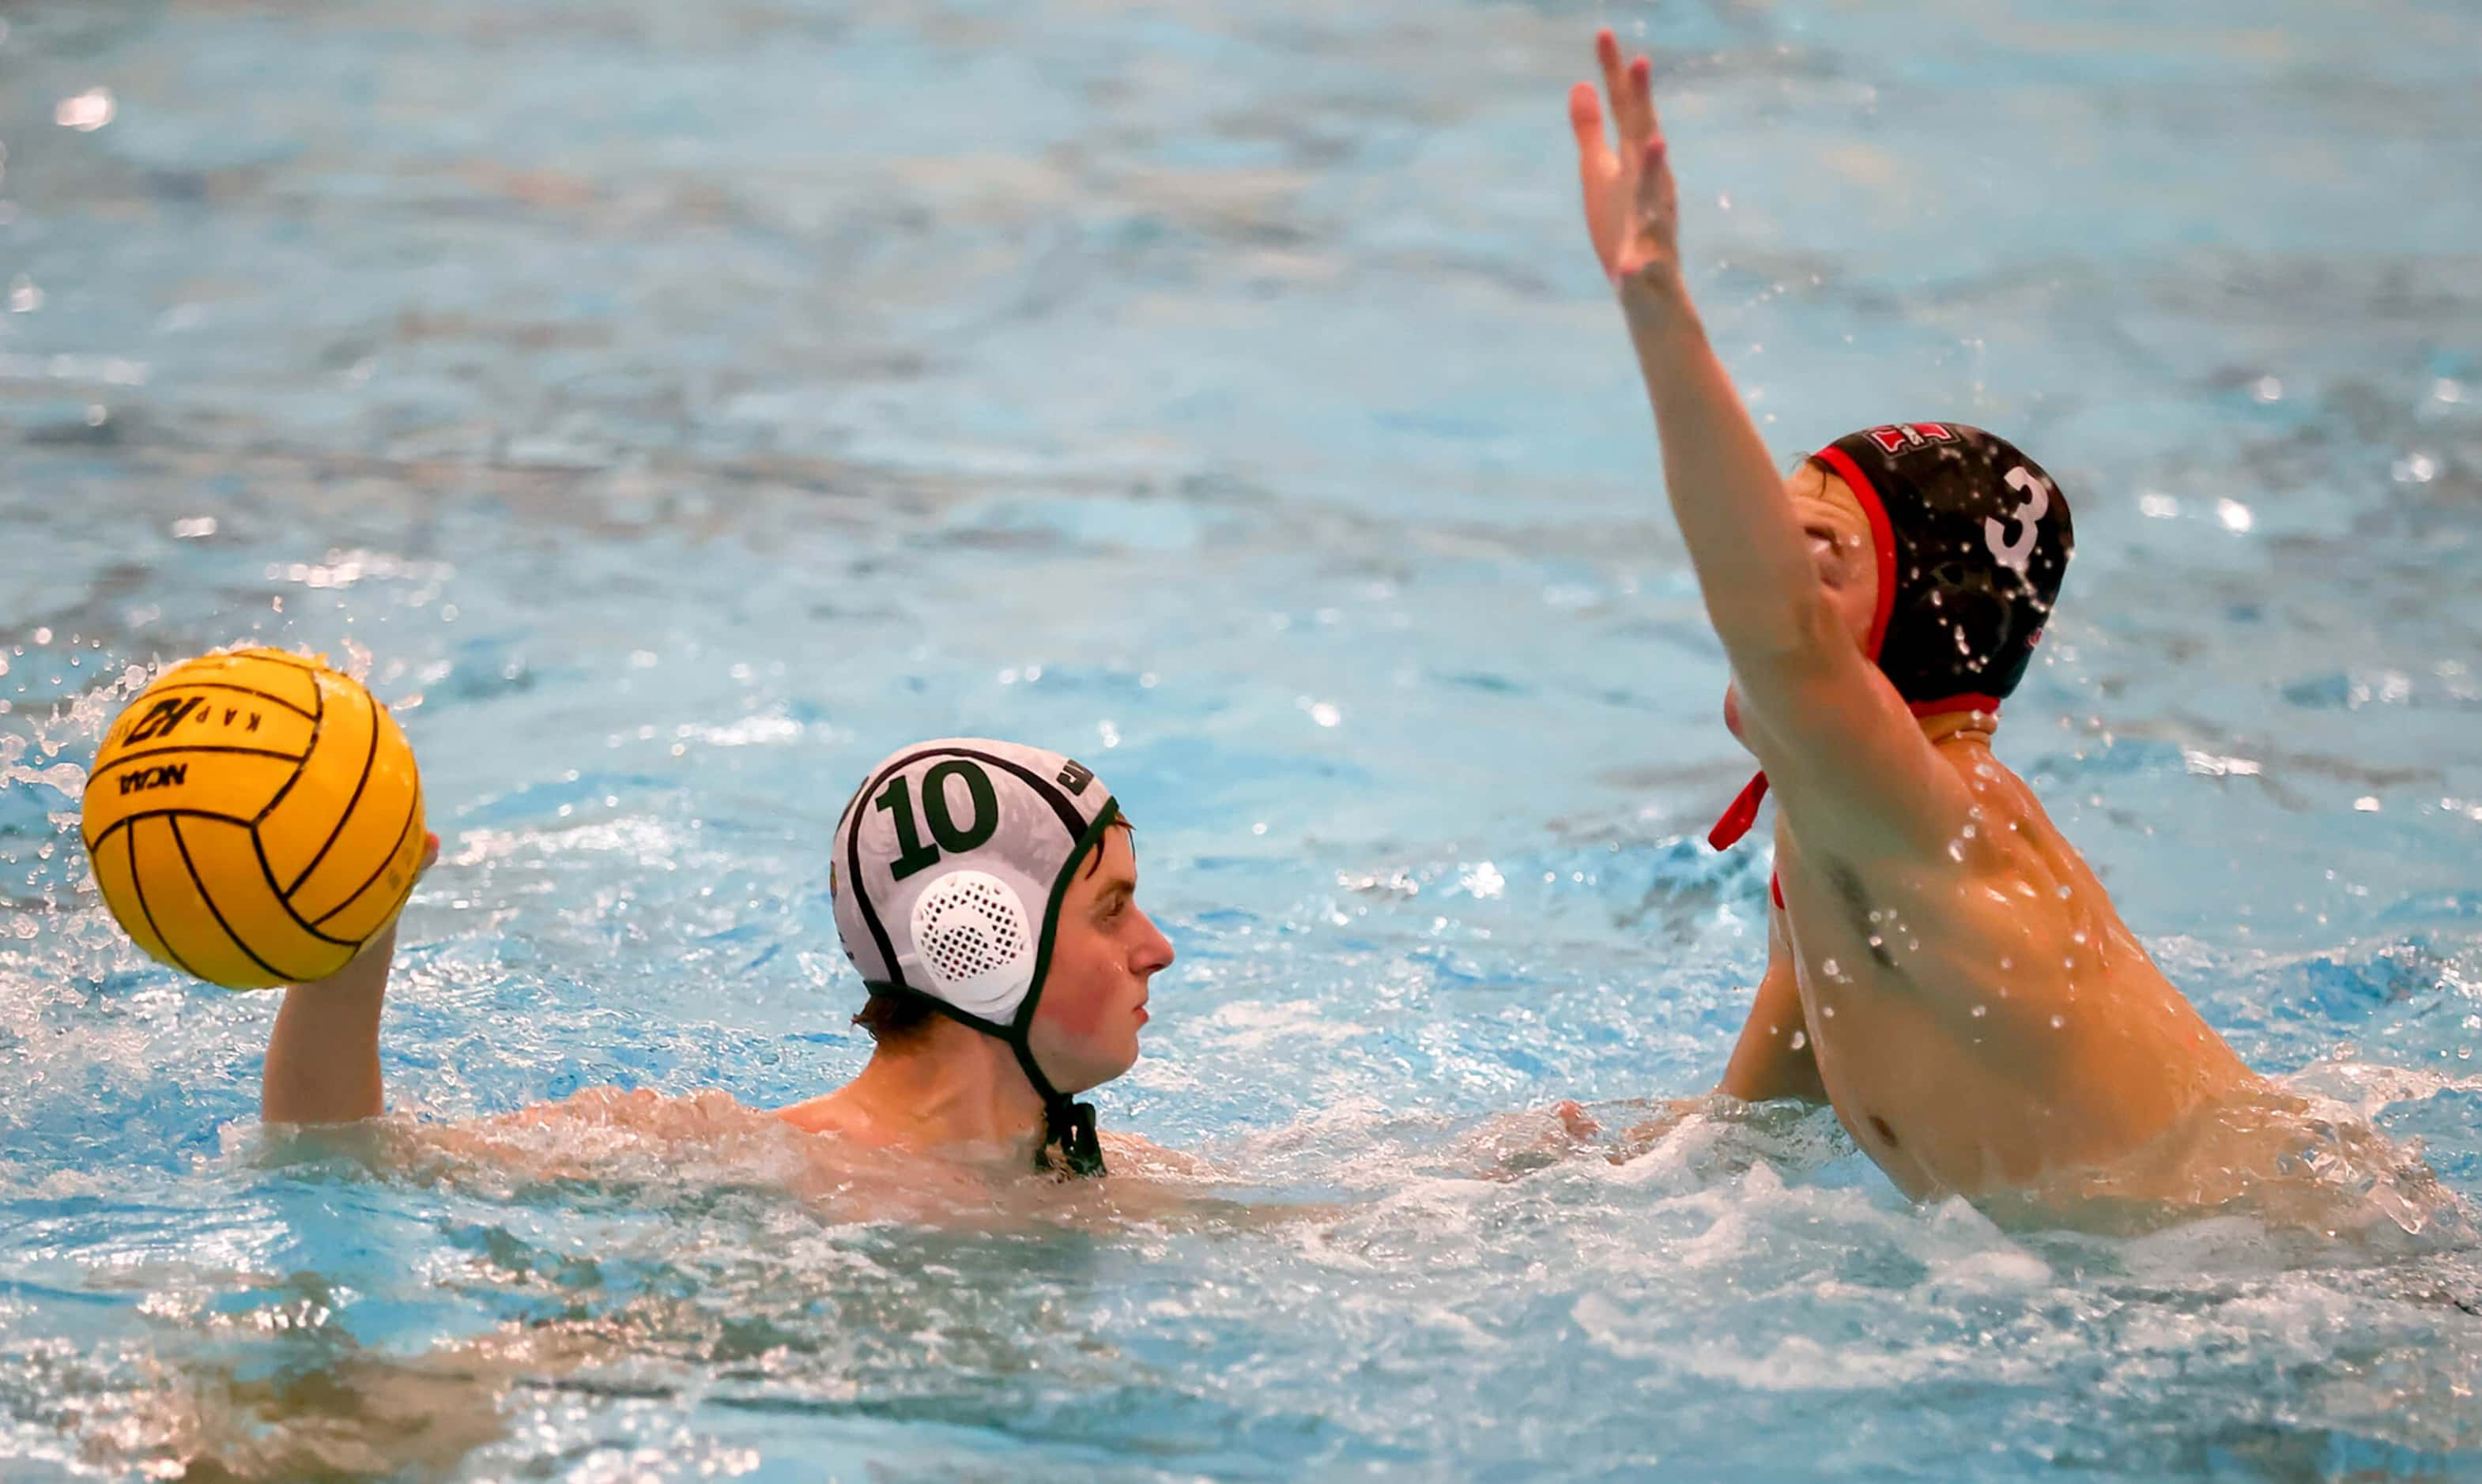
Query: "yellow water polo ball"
81 648 426 990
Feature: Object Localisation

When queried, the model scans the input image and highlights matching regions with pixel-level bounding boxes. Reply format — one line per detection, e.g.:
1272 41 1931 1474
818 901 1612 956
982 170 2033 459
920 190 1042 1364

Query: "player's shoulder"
1926 739 2073 867
1100 1132 1211 1176
1933 737 2046 814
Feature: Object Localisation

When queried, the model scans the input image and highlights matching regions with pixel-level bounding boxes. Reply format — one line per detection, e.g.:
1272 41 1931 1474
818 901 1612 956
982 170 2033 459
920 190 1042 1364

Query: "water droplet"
1788 1030 1808 1050
2050 1015 2065 1030
2055 884 2073 900
2071 929 2088 945
1971 1004 1987 1018
1820 1005 1836 1018
55 88 115 131
1822 959 1840 977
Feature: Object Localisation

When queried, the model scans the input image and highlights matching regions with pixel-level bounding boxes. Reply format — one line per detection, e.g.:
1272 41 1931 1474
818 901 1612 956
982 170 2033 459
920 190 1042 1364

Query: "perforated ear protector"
907 868 1036 1016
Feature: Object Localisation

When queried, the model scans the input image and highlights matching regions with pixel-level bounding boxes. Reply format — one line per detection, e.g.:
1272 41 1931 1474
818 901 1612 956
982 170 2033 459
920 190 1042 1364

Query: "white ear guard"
906 868 1036 1018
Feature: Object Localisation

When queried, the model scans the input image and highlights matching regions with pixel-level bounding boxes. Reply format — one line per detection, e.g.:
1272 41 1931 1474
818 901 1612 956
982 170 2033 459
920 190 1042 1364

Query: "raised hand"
262 831 439 1124
1568 29 1683 297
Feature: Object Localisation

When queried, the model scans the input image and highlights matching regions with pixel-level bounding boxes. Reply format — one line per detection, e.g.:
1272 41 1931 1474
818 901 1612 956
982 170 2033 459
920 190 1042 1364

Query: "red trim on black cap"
1811 444 1899 665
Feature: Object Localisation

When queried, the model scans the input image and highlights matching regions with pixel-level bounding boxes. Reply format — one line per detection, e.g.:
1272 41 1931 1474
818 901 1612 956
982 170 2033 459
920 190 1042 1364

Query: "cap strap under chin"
1004 1032 1104 1177
1005 797 1122 1178
1706 699 2003 853
1709 771 1771 851
861 981 1109 1178
1043 1094 1104 1178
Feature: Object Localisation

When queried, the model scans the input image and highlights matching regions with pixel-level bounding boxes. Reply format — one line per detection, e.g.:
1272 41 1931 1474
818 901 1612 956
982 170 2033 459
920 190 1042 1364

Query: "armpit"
1823 856 1900 970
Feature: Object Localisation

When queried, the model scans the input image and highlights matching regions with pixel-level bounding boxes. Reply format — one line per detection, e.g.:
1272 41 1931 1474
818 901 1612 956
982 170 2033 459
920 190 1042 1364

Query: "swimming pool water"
4 0 2481 1477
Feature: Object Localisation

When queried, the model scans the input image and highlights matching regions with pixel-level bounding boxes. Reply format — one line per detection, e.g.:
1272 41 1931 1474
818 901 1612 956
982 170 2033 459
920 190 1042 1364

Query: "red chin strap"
1706 695 2004 853
1707 772 1772 852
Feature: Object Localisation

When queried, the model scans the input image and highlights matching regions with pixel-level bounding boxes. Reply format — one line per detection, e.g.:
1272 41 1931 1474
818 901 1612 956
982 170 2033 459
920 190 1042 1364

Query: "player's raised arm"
1570 32 1962 859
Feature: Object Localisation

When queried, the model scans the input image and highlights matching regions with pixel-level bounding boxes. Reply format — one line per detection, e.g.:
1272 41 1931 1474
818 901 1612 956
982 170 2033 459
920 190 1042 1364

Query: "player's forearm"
1619 284 1839 665
262 927 395 1123
1716 955 1826 1104
1718 1020 1826 1104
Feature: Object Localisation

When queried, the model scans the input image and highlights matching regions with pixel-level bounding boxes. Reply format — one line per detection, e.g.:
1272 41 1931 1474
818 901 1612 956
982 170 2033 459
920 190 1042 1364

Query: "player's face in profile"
1724 464 1882 740
1026 828 1174 1094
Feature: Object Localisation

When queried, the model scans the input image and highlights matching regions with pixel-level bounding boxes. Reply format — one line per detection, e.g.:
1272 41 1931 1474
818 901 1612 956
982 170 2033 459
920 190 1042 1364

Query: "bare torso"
348 1084 1215 1226
1772 729 2263 1205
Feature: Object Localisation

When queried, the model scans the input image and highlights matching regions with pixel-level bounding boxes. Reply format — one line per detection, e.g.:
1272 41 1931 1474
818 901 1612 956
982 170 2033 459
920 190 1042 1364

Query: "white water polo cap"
832 738 1118 1026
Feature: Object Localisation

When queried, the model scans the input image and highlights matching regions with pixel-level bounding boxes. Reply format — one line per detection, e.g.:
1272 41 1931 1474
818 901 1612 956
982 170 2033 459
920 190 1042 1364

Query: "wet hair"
1082 815 1135 878
852 989 936 1046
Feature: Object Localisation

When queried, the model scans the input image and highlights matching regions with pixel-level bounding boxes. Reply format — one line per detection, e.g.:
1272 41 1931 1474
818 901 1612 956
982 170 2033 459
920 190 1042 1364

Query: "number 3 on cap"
1986 467 2049 574
877 760 1001 882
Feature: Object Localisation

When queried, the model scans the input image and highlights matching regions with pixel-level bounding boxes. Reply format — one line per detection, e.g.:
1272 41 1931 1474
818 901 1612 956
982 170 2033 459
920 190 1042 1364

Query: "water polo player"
258 736 1174 1182
1566 32 2276 1207
792 736 1173 1175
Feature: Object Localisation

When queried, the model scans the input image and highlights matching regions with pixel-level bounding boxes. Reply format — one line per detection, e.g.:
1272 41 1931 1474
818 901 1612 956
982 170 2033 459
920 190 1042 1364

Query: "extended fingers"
1594 28 1625 95
1568 81 1609 160
1594 29 1656 149
1630 55 1662 145
1636 137 1673 209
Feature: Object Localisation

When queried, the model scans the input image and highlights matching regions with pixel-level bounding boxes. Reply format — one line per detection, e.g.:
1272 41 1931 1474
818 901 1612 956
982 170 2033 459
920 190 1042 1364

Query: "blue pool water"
5 0 2482 1476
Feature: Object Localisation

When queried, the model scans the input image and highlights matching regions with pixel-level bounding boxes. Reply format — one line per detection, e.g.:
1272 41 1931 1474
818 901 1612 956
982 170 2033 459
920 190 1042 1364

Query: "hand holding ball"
81 649 426 989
